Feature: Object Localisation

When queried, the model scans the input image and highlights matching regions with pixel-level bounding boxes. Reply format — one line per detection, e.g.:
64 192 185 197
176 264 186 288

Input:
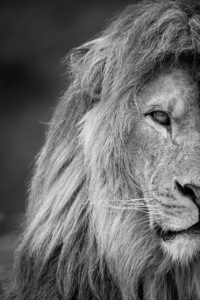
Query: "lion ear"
70 37 103 65
70 37 104 107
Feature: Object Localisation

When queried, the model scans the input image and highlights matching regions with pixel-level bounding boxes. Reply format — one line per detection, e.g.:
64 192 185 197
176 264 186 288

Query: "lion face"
133 67 200 262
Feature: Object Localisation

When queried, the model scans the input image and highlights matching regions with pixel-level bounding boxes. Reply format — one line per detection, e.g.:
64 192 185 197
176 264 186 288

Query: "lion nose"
175 180 200 206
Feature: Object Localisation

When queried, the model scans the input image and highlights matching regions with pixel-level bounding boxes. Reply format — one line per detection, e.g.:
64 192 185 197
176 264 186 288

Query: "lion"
7 0 200 299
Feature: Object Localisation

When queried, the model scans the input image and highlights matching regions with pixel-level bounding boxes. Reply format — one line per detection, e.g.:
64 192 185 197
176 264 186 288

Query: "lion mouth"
155 221 200 241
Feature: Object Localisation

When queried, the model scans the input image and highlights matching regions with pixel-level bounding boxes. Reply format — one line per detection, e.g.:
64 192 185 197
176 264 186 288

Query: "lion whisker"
113 197 154 202
103 203 159 213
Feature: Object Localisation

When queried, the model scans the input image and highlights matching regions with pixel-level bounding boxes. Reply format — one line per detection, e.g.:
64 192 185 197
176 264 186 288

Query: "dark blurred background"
0 0 134 283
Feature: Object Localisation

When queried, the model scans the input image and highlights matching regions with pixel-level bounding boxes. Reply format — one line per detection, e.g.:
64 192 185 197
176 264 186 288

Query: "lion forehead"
140 68 199 121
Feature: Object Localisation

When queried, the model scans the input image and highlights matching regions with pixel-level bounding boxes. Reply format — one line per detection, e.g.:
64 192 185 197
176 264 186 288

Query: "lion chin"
162 234 200 263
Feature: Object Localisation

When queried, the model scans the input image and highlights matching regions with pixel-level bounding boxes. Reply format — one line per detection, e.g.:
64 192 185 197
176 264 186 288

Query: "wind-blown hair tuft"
7 1 200 299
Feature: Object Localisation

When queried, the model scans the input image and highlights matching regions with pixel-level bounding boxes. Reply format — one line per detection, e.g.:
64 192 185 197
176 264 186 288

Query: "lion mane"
7 1 200 300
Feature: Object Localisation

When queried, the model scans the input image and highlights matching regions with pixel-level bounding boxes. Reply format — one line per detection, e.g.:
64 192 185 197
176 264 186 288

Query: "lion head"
8 1 200 300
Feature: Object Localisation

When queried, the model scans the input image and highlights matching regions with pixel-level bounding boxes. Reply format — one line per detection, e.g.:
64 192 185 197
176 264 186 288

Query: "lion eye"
151 111 170 126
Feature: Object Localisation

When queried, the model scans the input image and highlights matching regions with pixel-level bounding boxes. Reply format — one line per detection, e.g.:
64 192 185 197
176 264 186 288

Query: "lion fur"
7 1 200 299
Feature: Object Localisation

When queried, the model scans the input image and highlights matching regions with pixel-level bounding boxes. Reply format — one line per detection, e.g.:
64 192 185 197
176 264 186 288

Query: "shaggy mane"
7 1 200 299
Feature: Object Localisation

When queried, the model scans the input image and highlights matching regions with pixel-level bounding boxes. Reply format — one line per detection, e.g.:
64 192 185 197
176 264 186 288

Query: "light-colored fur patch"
162 235 200 263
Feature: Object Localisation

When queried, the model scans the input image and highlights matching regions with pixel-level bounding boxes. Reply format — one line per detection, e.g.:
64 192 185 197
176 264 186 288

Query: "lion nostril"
175 180 197 203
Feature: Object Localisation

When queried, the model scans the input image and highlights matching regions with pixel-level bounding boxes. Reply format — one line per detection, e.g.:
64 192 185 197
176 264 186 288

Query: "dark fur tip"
175 0 200 17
